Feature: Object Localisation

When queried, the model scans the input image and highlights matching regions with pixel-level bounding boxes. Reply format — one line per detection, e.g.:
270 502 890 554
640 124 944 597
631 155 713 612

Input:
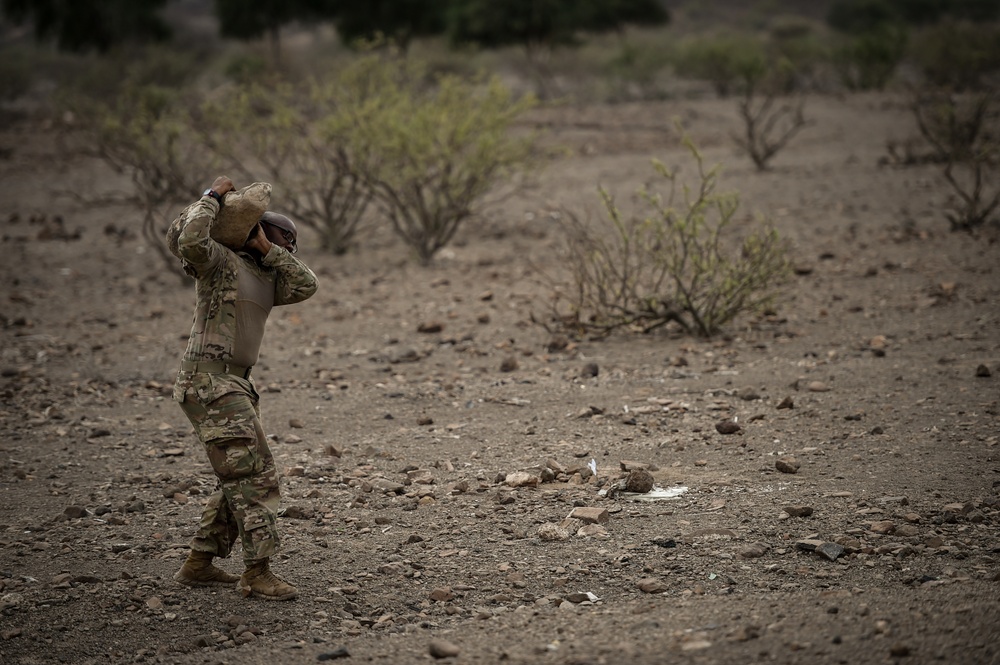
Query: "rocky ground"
1 92 999 665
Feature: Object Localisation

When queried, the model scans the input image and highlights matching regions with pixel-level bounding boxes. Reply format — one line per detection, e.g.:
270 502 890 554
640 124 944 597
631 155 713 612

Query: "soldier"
170 176 318 601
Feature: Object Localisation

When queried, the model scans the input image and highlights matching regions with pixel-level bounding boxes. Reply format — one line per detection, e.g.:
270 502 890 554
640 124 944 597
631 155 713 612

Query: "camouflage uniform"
172 197 317 565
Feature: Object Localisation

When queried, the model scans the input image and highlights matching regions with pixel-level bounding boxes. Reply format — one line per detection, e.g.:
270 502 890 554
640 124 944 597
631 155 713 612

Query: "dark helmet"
260 211 297 240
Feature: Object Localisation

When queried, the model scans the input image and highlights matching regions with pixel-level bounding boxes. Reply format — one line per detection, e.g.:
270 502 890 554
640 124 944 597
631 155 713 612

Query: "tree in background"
213 0 338 62
446 0 669 95
1 0 170 52
333 0 446 50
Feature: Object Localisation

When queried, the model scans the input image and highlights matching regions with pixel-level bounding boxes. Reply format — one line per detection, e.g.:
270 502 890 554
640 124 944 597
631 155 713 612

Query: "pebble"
715 420 741 435
636 578 667 593
537 523 570 541
624 469 654 493
783 505 814 517
776 396 794 409
429 638 460 659
775 457 800 474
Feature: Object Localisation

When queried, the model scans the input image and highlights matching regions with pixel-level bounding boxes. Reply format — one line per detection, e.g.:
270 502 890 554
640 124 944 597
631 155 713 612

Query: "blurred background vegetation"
1 0 998 331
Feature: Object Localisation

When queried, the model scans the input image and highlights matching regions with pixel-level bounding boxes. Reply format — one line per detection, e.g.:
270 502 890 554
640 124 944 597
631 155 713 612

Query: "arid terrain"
1 90 999 665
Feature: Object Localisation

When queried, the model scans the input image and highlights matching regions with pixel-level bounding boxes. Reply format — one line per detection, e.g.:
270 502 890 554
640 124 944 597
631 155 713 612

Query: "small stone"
429 638 460 659
807 381 830 392
576 524 609 538
816 542 845 561
288 418 305 429
775 457 800 474
783 505 813 518
869 520 895 534
417 321 443 334
890 644 911 657
580 362 599 378
636 578 667 593
317 647 351 661
537 523 570 541
429 587 454 602
568 507 609 524
776 396 794 409
500 356 518 372
738 543 769 559
624 469 654 493
504 472 538 488
61 505 88 519
975 364 991 378
715 420 741 435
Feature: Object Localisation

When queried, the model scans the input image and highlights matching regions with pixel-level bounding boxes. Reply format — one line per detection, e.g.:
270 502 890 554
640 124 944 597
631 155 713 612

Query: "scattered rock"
500 356 519 372
504 472 538 488
783 505 814 517
715 420 741 435
568 507 609 525
775 457 801 474
537 523 570 541
417 321 443 334
623 469 654 493
975 364 991 377
581 362 599 378
317 647 351 660
636 578 667 593
776 396 794 409
429 638 460 659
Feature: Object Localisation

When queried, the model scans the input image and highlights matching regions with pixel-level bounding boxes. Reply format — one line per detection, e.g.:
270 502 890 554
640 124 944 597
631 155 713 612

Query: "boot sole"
174 573 240 587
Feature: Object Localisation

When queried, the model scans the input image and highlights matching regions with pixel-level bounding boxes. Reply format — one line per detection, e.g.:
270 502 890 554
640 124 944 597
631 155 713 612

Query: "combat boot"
174 550 240 587
237 559 297 601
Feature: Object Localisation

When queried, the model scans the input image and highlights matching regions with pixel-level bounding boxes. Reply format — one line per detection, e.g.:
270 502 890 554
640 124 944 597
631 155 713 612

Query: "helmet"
260 211 297 240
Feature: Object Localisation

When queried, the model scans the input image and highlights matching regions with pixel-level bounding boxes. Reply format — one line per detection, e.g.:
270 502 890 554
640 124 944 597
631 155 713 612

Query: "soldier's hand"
211 176 235 196
245 223 273 254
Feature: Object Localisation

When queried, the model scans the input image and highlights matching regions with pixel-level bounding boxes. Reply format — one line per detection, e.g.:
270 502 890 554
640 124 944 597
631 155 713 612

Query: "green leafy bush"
832 24 907 90
543 132 790 338
911 22 1000 91
324 54 539 264
672 34 768 97
74 83 217 274
195 81 371 255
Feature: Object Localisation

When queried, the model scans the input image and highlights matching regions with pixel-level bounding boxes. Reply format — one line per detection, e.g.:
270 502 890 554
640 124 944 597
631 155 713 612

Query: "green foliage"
827 0 999 31
195 81 372 255
832 24 907 91
546 133 789 338
325 55 539 263
672 34 769 97
911 22 1000 91
1 0 170 53
913 91 1000 230
72 83 217 275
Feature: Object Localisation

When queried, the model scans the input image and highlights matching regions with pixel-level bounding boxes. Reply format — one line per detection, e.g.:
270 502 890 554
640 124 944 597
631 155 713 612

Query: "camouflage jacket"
172 198 318 405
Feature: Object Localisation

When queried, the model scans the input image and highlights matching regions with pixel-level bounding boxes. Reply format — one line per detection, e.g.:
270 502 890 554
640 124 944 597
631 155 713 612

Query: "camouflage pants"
179 389 281 564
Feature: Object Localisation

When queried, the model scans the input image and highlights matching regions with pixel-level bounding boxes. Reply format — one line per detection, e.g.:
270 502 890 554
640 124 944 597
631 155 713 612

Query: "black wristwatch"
202 189 224 206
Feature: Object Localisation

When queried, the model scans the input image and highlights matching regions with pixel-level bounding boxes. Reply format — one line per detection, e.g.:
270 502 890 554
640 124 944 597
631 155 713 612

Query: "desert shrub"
73 82 218 275
827 0 900 33
728 46 811 171
543 132 790 338
672 34 769 97
913 90 1000 230
911 22 1000 91
323 54 539 264
195 81 372 255
832 23 907 90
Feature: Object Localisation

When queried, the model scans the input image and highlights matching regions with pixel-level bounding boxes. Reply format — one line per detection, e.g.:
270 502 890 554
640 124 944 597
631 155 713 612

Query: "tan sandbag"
165 182 272 258
213 182 271 249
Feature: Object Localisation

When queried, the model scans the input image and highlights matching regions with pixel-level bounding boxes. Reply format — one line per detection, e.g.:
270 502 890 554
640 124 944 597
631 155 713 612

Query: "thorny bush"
543 133 789 338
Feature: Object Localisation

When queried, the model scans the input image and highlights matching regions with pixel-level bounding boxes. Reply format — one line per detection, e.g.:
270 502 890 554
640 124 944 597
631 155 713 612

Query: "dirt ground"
1 91 998 665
